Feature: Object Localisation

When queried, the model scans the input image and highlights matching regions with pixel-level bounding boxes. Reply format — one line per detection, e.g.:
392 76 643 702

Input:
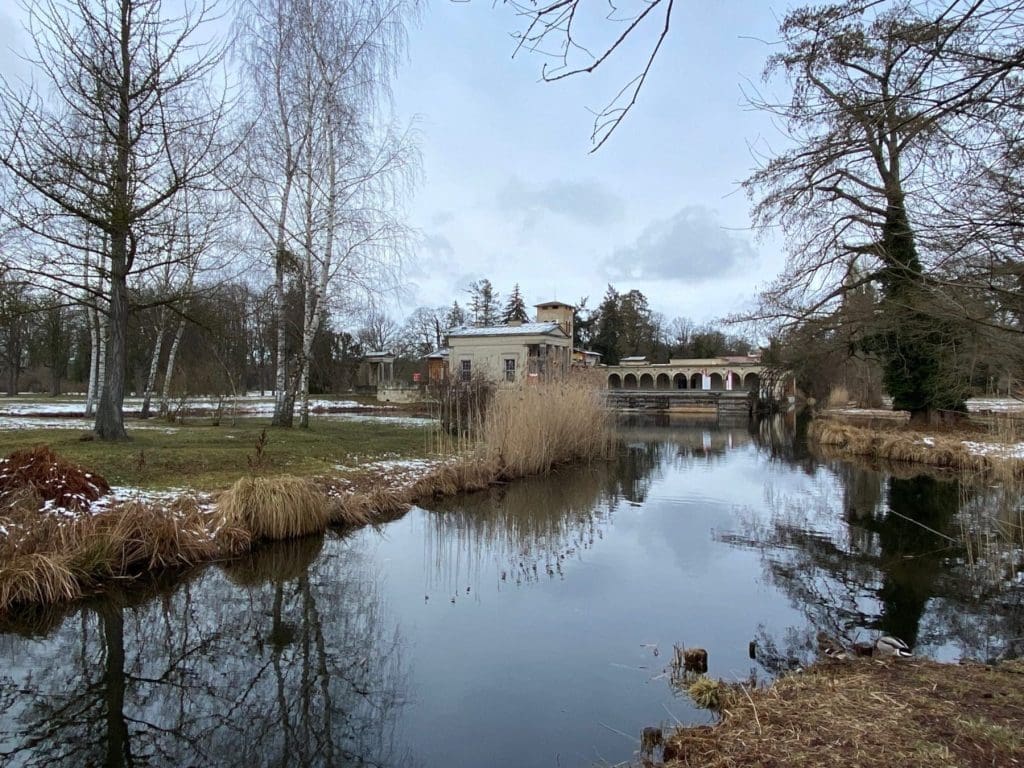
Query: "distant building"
446 320 571 383
573 348 602 367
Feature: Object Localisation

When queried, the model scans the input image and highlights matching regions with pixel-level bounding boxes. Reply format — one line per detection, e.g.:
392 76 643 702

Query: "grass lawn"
0 417 435 490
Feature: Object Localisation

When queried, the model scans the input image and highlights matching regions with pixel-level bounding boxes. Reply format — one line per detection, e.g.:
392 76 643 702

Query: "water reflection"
2 416 1023 767
0 535 412 768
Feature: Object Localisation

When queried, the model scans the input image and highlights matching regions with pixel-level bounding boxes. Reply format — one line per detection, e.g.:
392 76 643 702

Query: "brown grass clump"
0 445 110 511
479 380 612 478
663 660 1024 768
827 384 850 408
809 418 1022 477
0 553 78 610
0 494 249 616
215 475 329 541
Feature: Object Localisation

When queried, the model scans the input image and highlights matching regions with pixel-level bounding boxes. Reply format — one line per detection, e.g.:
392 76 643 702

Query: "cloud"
496 177 624 227
603 206 757 283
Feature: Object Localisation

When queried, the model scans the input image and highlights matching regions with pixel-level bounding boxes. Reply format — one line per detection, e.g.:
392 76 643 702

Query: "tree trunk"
95 258 129 440
158 315 186 418
140 307 167 419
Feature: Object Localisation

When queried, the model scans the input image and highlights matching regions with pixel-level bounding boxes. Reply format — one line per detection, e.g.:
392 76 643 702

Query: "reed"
215 475 329 541
478 379 612 478
808 418 1021 476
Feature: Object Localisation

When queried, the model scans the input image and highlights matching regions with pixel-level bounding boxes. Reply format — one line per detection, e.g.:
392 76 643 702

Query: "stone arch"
673 372 687 389
623 373 638 389
690 373 703 390
727 372 741 390
655 373 670 390
608 373 622 389
640 373 655 389
709 372 725 390
743 372 760 392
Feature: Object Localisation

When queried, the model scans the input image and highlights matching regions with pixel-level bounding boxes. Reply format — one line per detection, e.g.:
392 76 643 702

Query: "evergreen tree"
501 283 530 324
591 285 621 365
467 279 500 326
445 301 467 329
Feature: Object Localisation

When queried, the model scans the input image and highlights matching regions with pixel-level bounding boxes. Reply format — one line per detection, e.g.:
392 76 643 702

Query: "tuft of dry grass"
688 677 725 710
215 475 329 541
663 660 1024 768
0 493 248 615
0 553 78 610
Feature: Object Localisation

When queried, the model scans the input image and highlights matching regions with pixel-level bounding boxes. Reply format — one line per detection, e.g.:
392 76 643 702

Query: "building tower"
534 301 575 343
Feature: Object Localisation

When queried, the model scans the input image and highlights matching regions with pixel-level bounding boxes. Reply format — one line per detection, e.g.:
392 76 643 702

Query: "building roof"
424 348 450 359
534 300 575 309
620 356 648 364
574 348 602 356
364 351 394 360
447 322 568 338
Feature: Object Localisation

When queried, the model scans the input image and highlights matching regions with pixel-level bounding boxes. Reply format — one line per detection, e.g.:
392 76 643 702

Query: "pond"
1 414 1021 767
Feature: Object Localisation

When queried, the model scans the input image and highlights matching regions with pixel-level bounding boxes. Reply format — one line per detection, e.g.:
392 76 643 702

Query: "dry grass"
214 475 329 541
809 418 1022 477
827 384 851 408
0 494 250 616
0 384 612 615
663 660 1024 768
0 445 110 510
478 380 612 478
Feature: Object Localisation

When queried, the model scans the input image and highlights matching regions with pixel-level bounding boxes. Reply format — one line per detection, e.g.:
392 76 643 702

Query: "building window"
504 357 516 382
460 359 472 382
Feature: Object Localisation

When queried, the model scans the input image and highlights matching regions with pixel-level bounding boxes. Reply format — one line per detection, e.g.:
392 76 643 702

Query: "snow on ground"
0 395 392 419
967 397 1024 413
961 441 1024 459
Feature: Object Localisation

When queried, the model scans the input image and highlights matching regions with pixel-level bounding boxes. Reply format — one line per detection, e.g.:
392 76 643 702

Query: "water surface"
2 415 1021 767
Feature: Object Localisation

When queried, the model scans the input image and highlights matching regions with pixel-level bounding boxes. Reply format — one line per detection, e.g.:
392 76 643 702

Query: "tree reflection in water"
0 534 413 768
722 459 1024 669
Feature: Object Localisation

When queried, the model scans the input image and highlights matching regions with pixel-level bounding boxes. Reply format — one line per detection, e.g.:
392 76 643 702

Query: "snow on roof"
447 322 567 338
424 348 450 359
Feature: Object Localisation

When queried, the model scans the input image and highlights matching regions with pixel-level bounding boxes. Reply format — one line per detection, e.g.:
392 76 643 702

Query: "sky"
391 1 791 325
0 0 791 329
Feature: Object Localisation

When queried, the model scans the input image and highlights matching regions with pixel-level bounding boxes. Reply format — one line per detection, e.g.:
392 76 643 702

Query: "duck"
816 631 852 660
873 635 913 658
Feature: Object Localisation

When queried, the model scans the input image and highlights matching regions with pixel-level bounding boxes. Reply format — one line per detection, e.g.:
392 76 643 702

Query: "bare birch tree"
231 0 417 428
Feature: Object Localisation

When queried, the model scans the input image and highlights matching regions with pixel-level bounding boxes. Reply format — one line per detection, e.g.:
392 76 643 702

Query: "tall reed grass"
478 379 612 477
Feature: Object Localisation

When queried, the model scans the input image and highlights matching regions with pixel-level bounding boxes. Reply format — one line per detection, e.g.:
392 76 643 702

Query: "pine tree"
445 301 466 330
501 283 530 324
467 279 500 326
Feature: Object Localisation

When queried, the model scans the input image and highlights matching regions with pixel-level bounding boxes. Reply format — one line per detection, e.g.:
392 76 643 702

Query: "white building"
445 302 574 384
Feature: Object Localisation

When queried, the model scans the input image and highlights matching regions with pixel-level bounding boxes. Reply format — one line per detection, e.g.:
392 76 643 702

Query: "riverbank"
809 415 1024 477
662 658 1024 767
0 381 611 616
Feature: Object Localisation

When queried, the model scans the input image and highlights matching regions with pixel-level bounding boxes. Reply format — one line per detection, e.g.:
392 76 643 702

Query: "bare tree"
742 0 1024 422
0 0 230 438
503 0 674 150
231 0 417 428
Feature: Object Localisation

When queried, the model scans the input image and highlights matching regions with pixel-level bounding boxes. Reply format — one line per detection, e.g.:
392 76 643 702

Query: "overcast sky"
0 1 790 327
392 1 789 325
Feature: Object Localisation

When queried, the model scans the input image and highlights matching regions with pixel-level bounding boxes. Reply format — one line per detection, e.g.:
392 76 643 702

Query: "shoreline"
659 657 1024 767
